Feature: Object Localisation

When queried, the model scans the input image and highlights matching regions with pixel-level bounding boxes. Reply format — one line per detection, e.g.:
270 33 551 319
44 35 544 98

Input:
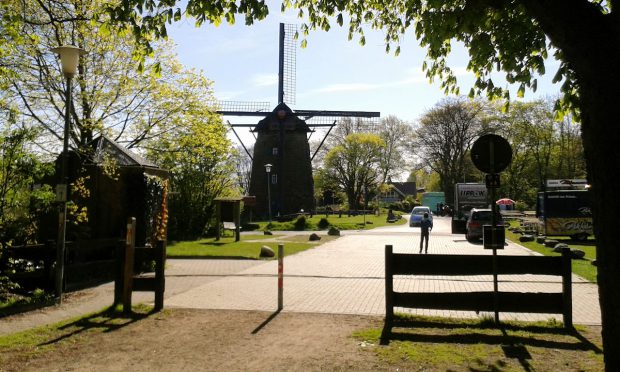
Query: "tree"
323 133 385 210
375 115 414 185
86 0 620 367
3 0 207 158
234 144 253 196
0 1 241 246
414 98 486 206
145 93 236 240
0 125 54 248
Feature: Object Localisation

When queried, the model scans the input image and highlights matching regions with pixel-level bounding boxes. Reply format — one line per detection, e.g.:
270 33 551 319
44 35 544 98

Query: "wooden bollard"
122 217 136 313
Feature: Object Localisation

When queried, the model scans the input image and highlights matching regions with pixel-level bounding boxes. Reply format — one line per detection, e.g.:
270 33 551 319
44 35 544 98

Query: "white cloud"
314 83 379 93
252 73 278 87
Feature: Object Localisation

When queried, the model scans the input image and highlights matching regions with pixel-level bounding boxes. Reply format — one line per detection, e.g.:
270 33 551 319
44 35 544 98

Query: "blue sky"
166 4 562 139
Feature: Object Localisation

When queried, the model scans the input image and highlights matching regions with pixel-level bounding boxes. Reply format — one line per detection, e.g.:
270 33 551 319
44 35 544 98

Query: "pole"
278 244 283 310
489 141 499 324
277 23 285 104
267 171 272 222
55 75 72 303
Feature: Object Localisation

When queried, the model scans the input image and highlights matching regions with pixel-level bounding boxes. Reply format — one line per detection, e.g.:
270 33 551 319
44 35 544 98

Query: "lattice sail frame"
282 23 297 105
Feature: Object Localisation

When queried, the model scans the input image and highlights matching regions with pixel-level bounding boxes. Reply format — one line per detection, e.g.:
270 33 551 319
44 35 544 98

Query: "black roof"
91 135 160 168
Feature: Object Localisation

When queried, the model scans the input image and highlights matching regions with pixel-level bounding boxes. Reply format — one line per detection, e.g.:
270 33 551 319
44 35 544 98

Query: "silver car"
409 206 433 227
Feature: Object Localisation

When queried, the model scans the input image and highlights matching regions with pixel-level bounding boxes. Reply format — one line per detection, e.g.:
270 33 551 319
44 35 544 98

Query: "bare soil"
0 308 604 371
1 309 387 371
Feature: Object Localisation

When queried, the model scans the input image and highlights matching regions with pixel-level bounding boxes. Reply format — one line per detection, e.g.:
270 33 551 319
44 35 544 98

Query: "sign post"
471 134 512 324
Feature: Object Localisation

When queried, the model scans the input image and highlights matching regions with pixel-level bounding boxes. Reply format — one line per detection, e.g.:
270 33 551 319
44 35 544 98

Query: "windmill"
218 23 380 218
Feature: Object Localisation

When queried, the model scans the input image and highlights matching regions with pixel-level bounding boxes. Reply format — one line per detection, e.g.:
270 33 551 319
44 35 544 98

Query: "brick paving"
0 217 601 336
165 219 601 325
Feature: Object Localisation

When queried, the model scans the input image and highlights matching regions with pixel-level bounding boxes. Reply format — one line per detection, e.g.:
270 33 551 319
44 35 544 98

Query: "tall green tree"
323 133 385 210
3 0 204 157
145 73 236 239
414 98 486 206
1 0 234 241
88 0 620 367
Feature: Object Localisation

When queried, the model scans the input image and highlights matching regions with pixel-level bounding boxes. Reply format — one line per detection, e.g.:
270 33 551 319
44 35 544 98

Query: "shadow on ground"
37 305 159 347
379 316 602 371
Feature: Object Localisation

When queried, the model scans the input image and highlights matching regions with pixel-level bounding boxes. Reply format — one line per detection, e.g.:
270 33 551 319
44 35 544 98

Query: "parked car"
466 208 504 242
409 206 433 227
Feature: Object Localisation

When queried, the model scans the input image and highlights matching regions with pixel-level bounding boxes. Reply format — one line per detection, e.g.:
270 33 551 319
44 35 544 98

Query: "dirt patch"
0 308 604 371
1 309 386 371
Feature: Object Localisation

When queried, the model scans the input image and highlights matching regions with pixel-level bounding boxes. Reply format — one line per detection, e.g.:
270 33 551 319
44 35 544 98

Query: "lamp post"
265 163 272 223
51 45 86 303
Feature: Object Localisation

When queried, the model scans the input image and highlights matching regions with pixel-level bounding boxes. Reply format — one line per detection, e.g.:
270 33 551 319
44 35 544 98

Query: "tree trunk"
520 2 620 368
580 72 620 371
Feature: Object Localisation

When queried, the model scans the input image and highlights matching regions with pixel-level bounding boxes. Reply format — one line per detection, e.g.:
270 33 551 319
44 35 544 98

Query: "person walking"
419 212 433 253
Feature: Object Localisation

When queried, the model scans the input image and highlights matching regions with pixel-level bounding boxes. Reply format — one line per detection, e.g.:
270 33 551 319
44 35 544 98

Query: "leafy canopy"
103 0 603 116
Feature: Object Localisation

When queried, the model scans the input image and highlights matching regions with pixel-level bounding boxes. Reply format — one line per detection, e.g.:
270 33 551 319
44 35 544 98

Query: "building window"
271 174 278 184
272 147 278 155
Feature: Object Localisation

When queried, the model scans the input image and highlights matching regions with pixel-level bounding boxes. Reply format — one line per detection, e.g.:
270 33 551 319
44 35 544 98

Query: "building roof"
253 102 311 133
389 182 417 197
92 135 160 168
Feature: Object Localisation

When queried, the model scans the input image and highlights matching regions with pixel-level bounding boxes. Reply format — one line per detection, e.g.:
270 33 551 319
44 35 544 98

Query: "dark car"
466 208 504 242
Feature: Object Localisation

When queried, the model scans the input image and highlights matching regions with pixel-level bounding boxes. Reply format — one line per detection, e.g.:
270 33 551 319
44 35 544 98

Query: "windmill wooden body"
219 24 380 218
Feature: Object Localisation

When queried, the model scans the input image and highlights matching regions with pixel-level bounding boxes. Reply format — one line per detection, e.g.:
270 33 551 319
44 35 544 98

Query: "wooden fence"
113 218 165 312
384 245 573 328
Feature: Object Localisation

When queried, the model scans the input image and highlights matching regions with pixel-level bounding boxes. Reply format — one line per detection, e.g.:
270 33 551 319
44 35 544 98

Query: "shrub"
293 216 307 230
318 218 330 229
242 223 260 231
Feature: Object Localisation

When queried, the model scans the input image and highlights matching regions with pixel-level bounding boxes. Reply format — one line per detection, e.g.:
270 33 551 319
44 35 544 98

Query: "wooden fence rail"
385 245 572 328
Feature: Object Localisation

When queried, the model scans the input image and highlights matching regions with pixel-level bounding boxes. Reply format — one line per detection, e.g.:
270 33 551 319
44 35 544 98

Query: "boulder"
328 227 341 236
264 230 273 235
544 239 559 248
570 249 586 260
553 243 570 253
519 234 535 242
309 233 321 241
260 245 275 258
512 228 524 234
536 236 546 244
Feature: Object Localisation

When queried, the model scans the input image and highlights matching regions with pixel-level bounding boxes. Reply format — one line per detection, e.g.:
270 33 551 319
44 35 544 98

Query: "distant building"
379 181 417 203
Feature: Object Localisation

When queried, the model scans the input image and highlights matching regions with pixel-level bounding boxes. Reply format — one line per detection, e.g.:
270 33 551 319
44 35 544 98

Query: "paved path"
0 217 601 336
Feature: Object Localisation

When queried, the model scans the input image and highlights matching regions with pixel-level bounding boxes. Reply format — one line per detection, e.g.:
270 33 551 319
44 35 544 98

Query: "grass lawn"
253 212 407 231
167 233 340 259
505 229 597 282
354 313 603 371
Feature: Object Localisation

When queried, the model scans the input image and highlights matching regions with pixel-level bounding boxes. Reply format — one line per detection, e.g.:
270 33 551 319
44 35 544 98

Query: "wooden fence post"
114 239 125 307
154 240 166 311
385 245 394 325
561 247 573 328
122 217 136 313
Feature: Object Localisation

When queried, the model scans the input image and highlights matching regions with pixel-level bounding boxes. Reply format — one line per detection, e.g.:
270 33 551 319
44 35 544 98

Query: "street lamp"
51 45 86 303
265 163 272 223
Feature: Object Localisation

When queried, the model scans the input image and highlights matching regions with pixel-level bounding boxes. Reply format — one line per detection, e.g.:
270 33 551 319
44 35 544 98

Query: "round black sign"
471 134 512 173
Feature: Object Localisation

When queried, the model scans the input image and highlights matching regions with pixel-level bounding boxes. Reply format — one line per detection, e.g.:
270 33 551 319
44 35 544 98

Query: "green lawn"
167 233 339 259
505 230 597 282
353 314 603 371
253 212 407 231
